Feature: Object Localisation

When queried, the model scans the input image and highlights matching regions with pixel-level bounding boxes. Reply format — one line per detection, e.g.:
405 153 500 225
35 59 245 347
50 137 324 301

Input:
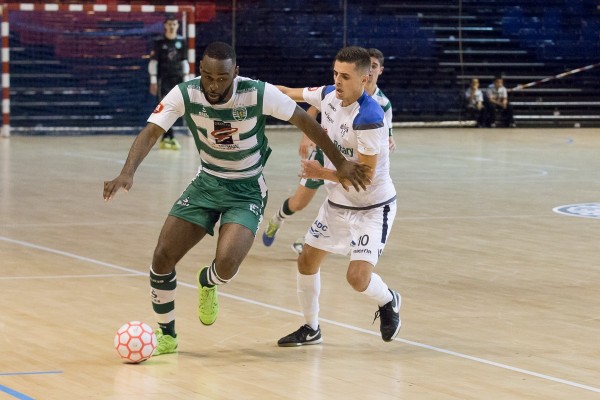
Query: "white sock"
297 270 320 330
361 273 392 307
273 212 285 224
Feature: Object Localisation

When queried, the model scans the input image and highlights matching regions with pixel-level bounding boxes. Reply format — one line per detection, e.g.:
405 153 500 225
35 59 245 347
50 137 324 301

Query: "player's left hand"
298 134 315 160
300 159 322 179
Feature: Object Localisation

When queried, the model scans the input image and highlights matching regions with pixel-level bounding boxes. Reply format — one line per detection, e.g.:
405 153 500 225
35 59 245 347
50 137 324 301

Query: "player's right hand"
103 175 133 201
335 160 371 192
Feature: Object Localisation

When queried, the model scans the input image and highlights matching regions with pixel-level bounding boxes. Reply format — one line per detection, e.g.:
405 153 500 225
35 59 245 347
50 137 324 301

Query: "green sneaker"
153 329 178 356
159 138 173 150
197 268 218 325
170 138 181 151
262 218 281 246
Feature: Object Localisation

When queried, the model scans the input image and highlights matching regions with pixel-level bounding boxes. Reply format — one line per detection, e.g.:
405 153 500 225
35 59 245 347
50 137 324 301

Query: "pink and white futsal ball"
114 321 156 363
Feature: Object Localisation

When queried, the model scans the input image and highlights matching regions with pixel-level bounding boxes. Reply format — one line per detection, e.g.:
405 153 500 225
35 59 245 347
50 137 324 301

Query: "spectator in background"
465 78 485 127
149 14 190 150
484 76 516 128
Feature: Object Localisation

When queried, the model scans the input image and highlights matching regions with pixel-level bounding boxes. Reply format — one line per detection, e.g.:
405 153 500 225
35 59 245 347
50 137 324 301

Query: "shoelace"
266 221 279 236
372 310 381 325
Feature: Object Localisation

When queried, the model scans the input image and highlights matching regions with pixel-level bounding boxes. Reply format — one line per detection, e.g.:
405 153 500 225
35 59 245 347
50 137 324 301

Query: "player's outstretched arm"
275 85 305 102
288 105 371 191
298 106 319 159
103 123 165 201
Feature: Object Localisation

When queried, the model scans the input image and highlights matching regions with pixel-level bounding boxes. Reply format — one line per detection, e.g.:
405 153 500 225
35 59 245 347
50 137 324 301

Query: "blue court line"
0 371 62 400
0 384 35 400
0 371 63 376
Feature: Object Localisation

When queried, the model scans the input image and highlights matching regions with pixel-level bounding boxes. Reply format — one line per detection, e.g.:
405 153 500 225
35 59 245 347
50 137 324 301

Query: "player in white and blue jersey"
275 47 401 347
262 48 396 254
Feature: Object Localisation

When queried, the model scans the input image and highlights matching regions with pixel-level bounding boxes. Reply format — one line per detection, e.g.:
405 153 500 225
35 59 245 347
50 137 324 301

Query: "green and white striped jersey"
371 85 394 137
148 76 297 181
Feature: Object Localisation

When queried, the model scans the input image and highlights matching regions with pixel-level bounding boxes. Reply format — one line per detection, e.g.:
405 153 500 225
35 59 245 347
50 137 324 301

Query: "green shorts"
301 147 325 190
169 172 268 236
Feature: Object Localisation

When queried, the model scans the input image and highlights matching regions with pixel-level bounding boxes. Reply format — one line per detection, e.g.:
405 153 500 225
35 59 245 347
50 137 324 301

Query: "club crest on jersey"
153 103 164 113
340 123 349 137
232 106 248 122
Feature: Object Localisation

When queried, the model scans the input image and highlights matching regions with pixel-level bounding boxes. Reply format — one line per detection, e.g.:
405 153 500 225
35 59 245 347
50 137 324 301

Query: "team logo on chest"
232 106 248 122
340 123 349 137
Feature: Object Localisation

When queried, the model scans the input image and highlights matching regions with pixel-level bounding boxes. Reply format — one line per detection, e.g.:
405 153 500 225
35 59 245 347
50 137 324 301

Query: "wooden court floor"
1 127 599 399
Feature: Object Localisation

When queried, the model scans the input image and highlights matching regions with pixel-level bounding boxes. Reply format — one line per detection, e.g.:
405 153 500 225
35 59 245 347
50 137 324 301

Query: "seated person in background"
464 78 485 127
484 76 516 128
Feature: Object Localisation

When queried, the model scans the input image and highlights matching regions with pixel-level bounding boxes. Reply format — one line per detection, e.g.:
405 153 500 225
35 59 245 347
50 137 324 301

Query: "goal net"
1 4 195 136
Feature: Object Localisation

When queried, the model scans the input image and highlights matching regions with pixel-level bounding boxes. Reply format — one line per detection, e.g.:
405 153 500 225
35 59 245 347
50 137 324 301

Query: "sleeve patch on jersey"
153 103 164 113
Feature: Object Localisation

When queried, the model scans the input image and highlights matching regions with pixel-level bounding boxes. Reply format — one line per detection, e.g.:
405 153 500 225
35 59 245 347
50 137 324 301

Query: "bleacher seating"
235 0 600 126
7 0 600 133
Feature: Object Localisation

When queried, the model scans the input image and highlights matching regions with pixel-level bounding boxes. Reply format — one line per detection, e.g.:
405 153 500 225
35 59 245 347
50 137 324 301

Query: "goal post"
0 3 196 137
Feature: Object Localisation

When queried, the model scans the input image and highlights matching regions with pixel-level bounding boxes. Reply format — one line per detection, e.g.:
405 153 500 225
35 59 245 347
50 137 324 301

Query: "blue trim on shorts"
327 195 396 211
381 204 390 244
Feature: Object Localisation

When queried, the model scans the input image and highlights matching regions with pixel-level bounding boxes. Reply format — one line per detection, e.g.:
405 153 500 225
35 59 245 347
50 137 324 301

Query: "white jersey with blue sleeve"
302 85 396 208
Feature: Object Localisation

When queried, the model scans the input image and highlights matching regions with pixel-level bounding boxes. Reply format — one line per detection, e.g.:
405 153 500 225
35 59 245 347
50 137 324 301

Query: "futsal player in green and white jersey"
262 48 395 254
103 42 371 356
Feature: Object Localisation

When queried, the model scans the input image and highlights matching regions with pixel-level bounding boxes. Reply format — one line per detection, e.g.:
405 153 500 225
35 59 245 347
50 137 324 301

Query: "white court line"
1 235 599 394
0 273 140 280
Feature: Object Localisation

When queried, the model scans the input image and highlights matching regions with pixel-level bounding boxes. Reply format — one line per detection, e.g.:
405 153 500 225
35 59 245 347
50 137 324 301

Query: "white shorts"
304 199 396 266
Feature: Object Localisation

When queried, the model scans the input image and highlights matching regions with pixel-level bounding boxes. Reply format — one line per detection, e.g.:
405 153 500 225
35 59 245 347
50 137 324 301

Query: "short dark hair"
203 41 237 64
164 14 178 23
335 46 371 73
368 48 385 66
